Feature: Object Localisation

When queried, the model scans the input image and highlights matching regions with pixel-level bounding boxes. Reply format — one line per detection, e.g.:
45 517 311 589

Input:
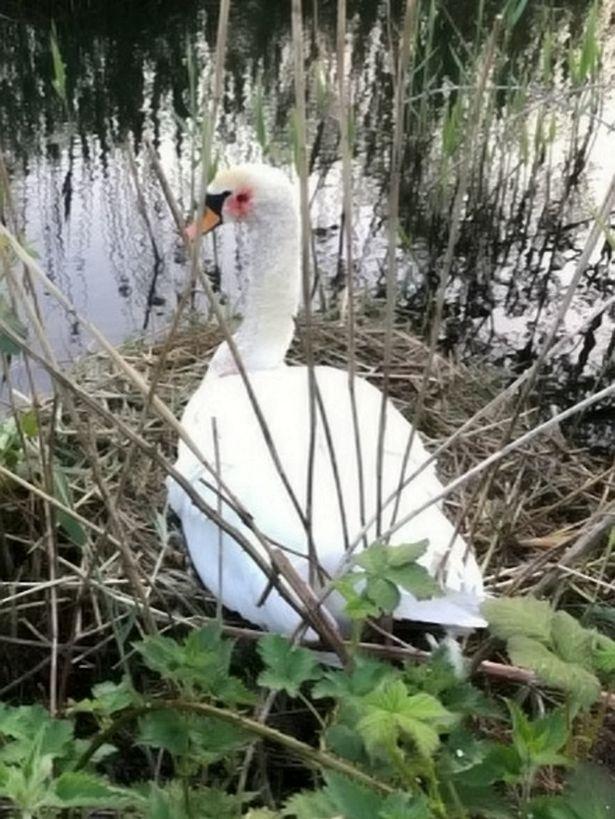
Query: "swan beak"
184 207 220 241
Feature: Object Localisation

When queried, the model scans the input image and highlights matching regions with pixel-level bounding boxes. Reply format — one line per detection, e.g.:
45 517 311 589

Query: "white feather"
167 163 485 635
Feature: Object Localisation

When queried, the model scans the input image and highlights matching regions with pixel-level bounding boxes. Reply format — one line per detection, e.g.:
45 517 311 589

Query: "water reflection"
1 0 613 450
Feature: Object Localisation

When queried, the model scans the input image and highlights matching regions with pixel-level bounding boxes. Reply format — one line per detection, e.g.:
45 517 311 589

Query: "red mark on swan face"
226 187 253 219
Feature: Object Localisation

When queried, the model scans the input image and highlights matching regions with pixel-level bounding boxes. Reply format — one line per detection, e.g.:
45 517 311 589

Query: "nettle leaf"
324 724 365 763
551 611 594 669
357 680 455 759
528 763 615 819
482 597 553 643
147 785 191 819
258 635 322 697
283 788 338 818
380 792 432 819
135 634 185 679
188 716 249 763
74 677 141 716
355 543 391 574
442 681 503 719
440 728 488 776
138 710 190 756
140 708 249 763
146 782 250 819
47 771 137 809
387 540 429 566
136 627 253 704
507 635 600 709
336 577 381 621
508 702 569 769
323 772 386 819
592 633 615 678
366 577 400 613
0 704 73 765
313 656 395 700
448 781 516 818
385 563 441 600
346 540 439 618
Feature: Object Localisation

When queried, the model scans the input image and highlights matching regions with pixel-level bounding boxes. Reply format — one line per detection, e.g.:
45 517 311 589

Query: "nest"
1 317 614 698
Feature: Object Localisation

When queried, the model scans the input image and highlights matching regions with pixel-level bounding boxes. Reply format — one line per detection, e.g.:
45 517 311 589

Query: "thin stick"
0 319 319 636
291 0 320 586
212 417 224 624
389 17 500 534
336 0 366 548
376 0 417 536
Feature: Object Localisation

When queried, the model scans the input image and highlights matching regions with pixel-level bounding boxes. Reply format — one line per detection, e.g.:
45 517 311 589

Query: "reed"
0 0 614 785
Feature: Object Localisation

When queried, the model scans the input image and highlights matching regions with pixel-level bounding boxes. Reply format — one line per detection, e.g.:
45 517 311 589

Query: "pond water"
1 0 614 450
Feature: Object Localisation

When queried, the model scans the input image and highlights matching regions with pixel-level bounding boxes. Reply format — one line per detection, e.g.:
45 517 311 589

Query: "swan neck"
234 211 301 369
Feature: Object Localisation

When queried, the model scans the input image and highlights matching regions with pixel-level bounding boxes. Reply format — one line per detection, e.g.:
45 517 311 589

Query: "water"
1 0 613 450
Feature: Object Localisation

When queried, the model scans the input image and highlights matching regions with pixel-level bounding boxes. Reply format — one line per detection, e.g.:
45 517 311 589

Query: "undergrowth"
0 551 614 818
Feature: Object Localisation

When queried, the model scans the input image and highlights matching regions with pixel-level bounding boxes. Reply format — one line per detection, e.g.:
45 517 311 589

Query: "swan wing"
168 365 484 632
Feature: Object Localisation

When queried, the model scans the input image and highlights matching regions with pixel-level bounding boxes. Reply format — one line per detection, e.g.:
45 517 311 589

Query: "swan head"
185 163 297 239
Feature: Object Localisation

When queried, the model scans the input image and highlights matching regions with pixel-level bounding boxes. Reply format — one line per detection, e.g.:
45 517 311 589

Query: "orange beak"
184 207 221 241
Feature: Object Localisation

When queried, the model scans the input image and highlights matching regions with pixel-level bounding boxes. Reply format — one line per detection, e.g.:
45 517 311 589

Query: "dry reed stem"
2 317 612 693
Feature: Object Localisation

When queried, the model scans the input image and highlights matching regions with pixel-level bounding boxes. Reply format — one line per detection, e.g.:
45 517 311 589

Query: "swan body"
167 164 485 635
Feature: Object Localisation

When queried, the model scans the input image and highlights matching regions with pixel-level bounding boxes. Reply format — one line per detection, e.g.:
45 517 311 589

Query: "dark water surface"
1 0 613 449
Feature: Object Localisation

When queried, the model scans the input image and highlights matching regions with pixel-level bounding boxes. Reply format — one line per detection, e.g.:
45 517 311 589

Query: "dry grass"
1 315 613 698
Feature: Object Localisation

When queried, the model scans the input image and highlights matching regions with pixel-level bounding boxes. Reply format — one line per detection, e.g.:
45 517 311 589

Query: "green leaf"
135 627 254 704
454 741 522 787
323 772 386 819
74 677 141 716
19 410 38 438
357 680 455 759
507 635 600 709
439 728 488 776
53 467 86 547
324 724 365 762
145 782 249 819
508 702 569 769
187 716 248 763
386 541 429 566
0 294 27 356
50 25 67 104
482 597 553 643
528 763 615 818
313 656 396 700
283 789 338 818
258 635 322 697
385 563 441 600
379 792 432 819
355 543 391 574
0 704 73 765
138 710 190 756
138 708 248 765
551 611 594 670
366 577 400 613
135 634 185 677
335 577 381 620
48 772 136 809
593 633 615 678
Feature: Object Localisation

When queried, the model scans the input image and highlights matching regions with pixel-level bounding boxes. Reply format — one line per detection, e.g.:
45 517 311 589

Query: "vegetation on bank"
0 592 614 817
1 0 615 815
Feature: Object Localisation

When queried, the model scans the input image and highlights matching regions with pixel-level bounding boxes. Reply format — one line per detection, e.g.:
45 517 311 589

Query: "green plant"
0 584 613 817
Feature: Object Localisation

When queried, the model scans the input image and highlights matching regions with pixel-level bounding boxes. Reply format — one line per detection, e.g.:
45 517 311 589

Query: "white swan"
167 164 485 636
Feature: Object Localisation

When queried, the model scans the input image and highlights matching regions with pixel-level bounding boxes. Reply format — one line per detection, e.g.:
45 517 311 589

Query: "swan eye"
227 188 253 218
